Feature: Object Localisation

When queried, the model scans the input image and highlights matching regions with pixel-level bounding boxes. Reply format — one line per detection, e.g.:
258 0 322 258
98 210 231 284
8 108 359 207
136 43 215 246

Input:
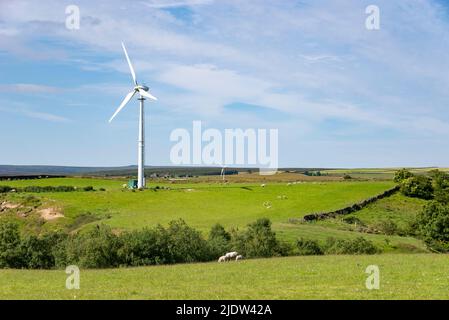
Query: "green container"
127 179 138 189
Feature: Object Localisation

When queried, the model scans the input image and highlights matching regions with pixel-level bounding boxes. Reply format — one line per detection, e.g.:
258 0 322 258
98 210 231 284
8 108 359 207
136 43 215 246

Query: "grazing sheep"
235 255 244 261
260 184 266 187
218 256 227 263
225 251 238 260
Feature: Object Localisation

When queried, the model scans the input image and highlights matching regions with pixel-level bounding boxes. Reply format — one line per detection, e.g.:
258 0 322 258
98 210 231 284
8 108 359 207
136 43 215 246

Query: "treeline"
0 218 379 269
0 185 99 193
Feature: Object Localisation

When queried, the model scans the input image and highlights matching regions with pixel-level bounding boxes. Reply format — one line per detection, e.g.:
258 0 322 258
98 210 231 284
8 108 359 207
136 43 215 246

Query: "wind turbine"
109 42 157 189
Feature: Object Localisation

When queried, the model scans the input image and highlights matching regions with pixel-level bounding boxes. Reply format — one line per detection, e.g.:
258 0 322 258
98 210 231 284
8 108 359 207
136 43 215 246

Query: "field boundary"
290 185 400 223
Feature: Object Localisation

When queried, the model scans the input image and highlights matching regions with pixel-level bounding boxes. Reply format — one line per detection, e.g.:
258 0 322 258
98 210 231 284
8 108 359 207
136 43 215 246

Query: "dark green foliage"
324 237 379 255
393 169 414 183
61 225 122 268
342 216 365 226
82 186 94 191
430 170 449 204
118 228 166 266
207 224 231 258
343 174 352 180
163 219 212 263
0 222 23 268
20 233 66 269
374 220 399 235
296 238 323 255
400 176 433 200
415 201 449 252
0 186 12 193
231 218 288 258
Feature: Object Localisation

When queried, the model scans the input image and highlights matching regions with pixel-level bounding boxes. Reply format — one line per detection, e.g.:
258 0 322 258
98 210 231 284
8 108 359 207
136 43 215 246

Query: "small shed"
127 179 138 189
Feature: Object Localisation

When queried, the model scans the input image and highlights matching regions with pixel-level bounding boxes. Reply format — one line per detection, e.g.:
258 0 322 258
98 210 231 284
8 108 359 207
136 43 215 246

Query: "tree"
0 222 23 268
400 176 433 200
393 169 414 183
415 201 449 252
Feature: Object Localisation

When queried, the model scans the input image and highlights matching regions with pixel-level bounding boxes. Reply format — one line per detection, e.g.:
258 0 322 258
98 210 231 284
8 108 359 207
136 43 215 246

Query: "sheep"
260 183 266 187
235 255 244 261
218 256 227 263
225 251 238 260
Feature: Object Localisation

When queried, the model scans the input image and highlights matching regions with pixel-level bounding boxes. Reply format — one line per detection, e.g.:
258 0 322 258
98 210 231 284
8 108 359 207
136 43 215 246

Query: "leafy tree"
231 218 287 258
400 176 433 200
0 222 23 268
296 238 323 255
393 169 414 183
208 224 231 258
415 201 449 252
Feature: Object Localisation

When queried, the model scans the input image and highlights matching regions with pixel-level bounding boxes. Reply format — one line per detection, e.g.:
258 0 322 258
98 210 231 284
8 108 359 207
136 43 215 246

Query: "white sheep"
260 184 266 187
235 255 244 261
218 256 227 263
225 251 238 260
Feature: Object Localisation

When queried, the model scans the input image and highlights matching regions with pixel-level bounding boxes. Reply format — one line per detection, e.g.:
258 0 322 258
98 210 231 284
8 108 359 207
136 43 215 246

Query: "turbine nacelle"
136 85 149 92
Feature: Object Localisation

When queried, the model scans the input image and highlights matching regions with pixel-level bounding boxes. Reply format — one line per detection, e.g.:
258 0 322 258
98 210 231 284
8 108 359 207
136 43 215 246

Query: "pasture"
0 177 426 252
0 254 447 299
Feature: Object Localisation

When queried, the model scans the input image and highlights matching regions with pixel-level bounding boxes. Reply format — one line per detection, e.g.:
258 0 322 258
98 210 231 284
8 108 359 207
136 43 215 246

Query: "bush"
430 170 449 204
162 219 212 263
83 186 94 192
0 186 12 193
118 228 165 266
0 222 23 268
374 220 399 235
207 224 231 258
415 201 449 252
20 233 66 269
400 176 433 200
296 238 323 255
342 216 365 226
324 237 379 255
231 218 287 258
61 225 122 268
394 169 414 183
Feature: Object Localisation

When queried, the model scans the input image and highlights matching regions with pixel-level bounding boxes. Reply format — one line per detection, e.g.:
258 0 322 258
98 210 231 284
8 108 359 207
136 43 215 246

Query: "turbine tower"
109 42 157 189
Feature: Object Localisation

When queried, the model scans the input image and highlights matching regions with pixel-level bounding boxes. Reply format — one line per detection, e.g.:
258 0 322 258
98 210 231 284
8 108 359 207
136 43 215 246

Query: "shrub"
400 176 433 200
415 201 449 252
324 237 379 255
430 170 449 204
83 186 94 192
0 186 12 193
162 219 212 263
118 228 165 266
0 222 23 268
231 218 286 258
296 238 323 255
62 225 122 268
207 224 231 258
374 220 399 235
393 169 414 183
342 216 365 226
20 233 66 269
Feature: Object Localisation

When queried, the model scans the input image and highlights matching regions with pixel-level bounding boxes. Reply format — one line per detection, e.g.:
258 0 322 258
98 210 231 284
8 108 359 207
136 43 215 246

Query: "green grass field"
0 177 426 252
0 175 441 299
0 254 447 299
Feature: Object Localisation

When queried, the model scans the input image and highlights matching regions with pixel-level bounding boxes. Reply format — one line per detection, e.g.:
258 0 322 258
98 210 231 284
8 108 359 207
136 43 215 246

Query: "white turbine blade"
138 88 158 101
121 42 137 85
109 90 136 122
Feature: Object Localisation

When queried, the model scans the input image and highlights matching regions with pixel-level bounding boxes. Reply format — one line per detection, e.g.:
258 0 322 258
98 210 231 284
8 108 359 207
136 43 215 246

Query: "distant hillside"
0 165 333 177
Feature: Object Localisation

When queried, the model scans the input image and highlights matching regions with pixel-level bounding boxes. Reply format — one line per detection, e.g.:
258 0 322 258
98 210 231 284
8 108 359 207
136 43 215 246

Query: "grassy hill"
0 254 446 299
0 177 426 253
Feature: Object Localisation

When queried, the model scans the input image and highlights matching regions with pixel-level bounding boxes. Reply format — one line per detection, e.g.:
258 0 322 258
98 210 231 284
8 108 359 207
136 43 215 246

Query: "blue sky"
1 0 449 168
